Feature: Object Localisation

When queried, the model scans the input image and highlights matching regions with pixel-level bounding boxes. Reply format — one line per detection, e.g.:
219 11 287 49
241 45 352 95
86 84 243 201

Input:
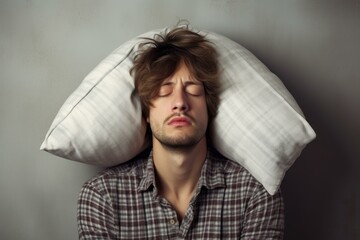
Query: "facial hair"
150 113 207 149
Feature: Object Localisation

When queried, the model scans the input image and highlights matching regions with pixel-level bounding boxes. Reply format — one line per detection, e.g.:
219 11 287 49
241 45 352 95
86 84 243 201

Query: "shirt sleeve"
77 181 118 240
241 186 285 239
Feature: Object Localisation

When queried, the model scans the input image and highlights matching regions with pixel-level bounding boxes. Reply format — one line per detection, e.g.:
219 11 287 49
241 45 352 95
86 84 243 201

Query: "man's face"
147 62 208 148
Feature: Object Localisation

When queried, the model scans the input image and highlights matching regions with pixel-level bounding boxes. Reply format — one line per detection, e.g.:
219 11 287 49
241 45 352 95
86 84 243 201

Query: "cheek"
196 101 209 123
147 104 165 125
150 100 170 116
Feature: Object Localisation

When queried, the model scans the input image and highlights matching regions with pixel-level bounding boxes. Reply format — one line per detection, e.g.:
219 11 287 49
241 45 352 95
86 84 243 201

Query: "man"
77 26 284 239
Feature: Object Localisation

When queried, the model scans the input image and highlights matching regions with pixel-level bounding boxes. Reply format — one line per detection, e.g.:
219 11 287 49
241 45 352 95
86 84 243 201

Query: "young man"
77 27 284 239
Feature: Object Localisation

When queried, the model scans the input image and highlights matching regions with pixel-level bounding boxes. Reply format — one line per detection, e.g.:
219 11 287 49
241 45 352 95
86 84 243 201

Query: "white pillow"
41 26 316 195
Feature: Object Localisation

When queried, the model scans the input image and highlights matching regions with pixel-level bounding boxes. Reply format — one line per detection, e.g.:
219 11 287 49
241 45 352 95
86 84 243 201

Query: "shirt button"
169 219 176 225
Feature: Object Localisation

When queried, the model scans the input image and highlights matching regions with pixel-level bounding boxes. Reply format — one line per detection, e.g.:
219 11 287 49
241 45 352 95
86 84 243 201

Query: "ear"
146 116 150 123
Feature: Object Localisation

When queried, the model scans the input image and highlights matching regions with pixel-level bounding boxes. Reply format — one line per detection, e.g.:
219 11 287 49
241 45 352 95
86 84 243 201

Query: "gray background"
1 0 359 239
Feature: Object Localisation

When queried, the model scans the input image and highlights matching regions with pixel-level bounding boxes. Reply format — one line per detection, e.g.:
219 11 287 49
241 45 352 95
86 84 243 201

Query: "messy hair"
130 26 220 122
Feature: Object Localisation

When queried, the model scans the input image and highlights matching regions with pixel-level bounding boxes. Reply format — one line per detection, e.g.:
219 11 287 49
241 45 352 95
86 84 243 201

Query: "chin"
158 134 206 148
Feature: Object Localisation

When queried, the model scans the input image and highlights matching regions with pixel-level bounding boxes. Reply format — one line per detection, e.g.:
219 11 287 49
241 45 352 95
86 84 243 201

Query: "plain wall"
0 0 359 239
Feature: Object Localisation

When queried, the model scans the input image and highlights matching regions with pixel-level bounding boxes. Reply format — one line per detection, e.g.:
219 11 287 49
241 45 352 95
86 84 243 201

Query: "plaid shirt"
77 148 284 239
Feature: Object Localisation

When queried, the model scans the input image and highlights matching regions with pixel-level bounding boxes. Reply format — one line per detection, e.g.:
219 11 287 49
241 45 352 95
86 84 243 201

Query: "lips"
168 117 191 127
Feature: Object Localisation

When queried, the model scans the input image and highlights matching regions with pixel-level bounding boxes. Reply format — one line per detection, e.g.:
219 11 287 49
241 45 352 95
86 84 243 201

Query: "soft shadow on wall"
277 1 360 239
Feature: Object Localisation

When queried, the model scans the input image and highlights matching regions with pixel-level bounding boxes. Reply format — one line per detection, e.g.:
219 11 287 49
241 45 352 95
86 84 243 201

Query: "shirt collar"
137 150 156 192
198 149 226 190
137 148 225 193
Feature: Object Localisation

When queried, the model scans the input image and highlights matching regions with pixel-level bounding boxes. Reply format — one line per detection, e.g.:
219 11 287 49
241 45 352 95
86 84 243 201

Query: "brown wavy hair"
130 26 220 122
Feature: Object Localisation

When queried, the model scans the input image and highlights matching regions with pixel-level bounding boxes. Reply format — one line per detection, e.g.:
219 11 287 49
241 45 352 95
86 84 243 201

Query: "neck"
152 137 207 219
152 137 207 193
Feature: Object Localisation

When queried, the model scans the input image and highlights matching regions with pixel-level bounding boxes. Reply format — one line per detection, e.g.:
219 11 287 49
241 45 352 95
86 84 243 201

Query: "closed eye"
185 83 204 96
157 81 205 97
158 83 173 97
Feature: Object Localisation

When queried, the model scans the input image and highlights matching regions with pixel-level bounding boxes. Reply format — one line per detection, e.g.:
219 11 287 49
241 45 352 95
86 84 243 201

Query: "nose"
172 87 189 113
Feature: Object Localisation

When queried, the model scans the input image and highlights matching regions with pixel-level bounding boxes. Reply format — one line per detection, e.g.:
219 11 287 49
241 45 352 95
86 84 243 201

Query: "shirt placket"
157 197 180 239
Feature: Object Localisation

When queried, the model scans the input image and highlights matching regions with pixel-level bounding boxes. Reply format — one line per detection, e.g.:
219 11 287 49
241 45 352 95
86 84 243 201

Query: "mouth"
167 116 192 127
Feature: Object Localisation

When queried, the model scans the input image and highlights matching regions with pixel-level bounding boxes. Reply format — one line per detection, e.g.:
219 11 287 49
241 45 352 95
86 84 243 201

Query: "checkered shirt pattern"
77 149 284 239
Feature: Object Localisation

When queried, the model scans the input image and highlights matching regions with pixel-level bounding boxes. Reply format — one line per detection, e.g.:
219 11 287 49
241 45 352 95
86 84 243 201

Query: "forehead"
162 62 201 84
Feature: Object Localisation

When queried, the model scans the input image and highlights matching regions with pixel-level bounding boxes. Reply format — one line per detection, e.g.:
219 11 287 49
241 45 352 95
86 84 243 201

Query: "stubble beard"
151 126 206 150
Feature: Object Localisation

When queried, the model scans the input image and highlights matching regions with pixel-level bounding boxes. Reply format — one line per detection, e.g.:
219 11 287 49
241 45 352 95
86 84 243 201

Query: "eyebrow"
161 79 202 85
185 81 202 84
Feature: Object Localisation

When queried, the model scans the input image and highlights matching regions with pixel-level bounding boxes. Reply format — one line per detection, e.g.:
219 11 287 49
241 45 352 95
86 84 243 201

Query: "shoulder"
80 149 150 195
208 149 283 216
208 148 268 196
